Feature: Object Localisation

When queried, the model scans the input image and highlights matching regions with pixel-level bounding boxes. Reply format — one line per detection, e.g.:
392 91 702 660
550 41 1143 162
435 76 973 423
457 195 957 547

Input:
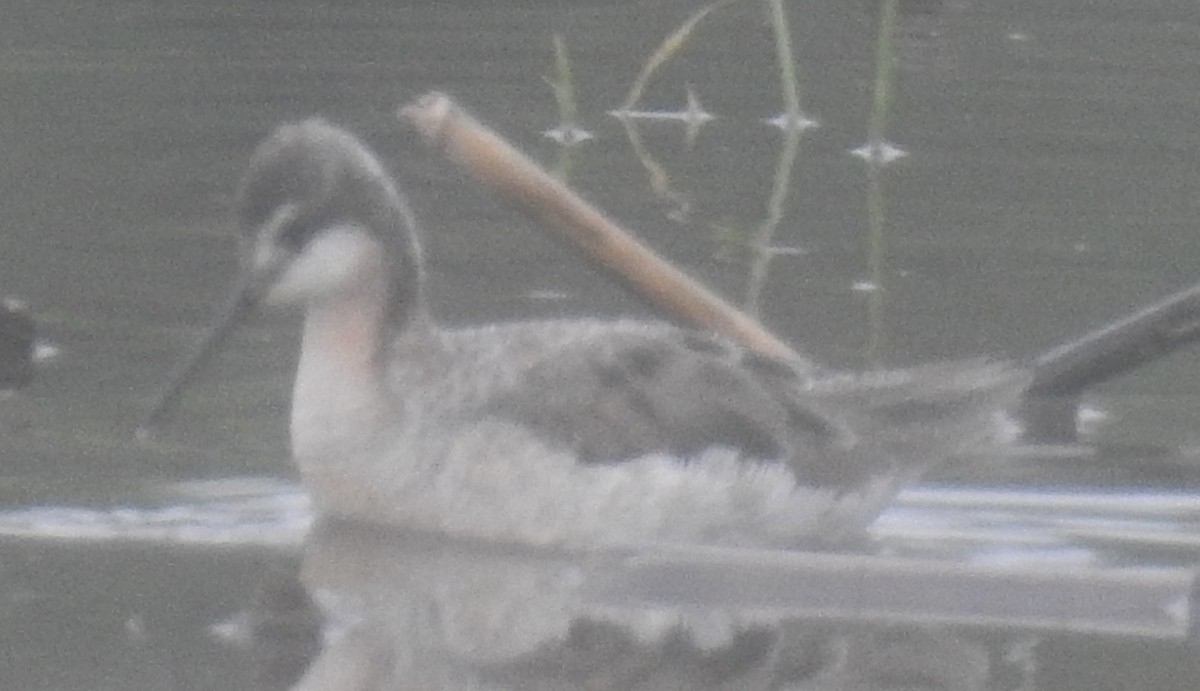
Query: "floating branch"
400 91 812 369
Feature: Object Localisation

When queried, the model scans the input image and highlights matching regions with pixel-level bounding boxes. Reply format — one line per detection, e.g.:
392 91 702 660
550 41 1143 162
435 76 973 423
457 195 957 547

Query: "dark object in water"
0 297 34 391
1020 279 1200 443
244 566 322 691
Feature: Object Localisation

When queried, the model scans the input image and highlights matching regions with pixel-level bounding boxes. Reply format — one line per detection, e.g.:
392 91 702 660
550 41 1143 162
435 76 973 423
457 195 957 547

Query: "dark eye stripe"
277 212 321 250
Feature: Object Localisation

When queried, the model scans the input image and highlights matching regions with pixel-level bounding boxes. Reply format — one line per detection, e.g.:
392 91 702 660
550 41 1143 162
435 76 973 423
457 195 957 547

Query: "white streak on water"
0 480 1196 568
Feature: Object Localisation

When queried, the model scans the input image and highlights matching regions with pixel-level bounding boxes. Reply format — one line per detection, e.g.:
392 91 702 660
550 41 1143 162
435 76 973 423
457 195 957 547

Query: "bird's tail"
797 359 1031 542
815 358 1030 467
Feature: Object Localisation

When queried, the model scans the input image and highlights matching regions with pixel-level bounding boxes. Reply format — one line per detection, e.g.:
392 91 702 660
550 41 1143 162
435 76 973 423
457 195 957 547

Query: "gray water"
3 0 1200 688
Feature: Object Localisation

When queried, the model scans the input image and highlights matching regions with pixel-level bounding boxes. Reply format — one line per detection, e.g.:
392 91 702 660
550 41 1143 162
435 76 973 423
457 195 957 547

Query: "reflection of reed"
599 0 820 320
611 111 693 223
615 0 739 113
743 0 814 318
605 0 744 222
543 34 590 181
863 164 889 365
862 0 900 365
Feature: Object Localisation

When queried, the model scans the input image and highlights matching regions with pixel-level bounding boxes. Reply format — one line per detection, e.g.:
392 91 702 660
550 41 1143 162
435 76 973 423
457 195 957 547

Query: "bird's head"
234 118 423 308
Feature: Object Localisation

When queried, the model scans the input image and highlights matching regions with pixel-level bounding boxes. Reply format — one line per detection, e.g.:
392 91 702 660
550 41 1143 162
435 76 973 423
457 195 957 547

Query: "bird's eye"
266 199 339 253
277 214 319 250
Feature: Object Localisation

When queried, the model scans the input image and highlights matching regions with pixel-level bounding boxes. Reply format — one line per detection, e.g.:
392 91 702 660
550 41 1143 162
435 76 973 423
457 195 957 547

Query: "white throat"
286 228 390 464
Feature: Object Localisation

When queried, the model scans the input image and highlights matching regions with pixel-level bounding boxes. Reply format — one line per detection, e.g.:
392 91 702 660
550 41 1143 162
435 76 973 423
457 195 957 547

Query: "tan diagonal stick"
399 92 814 371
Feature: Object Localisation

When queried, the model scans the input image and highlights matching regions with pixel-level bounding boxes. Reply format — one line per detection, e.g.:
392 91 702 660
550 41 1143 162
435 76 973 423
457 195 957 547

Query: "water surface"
3 0 1200 688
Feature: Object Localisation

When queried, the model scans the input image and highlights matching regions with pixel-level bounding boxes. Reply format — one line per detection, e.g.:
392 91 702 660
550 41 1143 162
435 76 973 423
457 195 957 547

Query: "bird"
145 118 1029 550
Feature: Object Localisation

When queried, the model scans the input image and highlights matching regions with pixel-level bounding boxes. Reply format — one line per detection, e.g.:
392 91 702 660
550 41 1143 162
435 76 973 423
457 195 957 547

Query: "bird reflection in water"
231 520 1001 691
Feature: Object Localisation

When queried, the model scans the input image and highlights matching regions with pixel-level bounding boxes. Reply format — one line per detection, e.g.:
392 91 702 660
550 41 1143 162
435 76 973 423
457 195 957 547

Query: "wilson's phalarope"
145 119 1028 548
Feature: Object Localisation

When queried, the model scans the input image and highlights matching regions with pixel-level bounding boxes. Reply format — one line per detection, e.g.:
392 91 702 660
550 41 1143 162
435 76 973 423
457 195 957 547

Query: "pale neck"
290 266 391 463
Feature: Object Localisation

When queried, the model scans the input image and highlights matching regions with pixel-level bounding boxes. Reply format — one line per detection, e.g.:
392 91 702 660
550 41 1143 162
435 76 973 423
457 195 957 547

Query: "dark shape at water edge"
245 566 323 691
0 297 35 391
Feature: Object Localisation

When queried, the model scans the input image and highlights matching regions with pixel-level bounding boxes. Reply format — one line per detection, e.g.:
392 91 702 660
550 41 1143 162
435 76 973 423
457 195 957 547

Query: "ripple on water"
0 477 311 547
